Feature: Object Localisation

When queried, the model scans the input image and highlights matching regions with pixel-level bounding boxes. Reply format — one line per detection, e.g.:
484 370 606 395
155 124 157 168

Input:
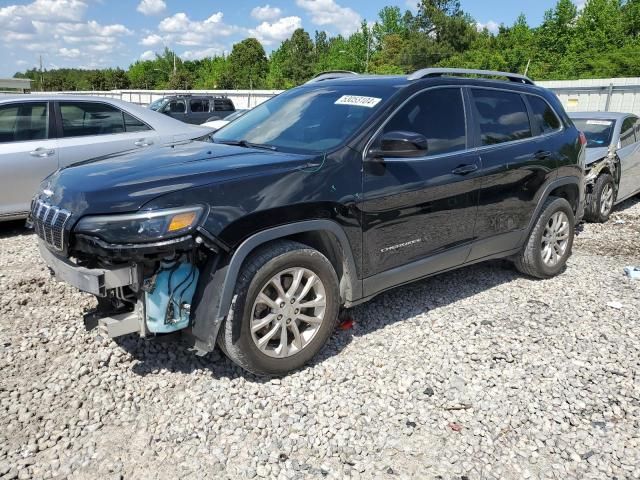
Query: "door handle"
535 150 552 159
452 164 478 175
134 139 153 147
29 148 55 157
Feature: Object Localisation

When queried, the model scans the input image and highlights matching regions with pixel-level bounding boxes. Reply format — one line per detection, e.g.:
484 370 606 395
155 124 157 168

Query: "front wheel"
218 240 340 376
584 173 615 223
515 196 575 279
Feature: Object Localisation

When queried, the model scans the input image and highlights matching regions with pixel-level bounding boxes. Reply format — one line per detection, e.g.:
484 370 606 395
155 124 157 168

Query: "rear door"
187 97 210 125
467 88 559 262
0 101 58 217
55 101 156 168
616 116 640 200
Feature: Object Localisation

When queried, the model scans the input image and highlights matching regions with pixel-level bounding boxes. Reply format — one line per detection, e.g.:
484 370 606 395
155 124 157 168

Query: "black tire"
218 240 340 376
514 196 575 279
584 174 615 223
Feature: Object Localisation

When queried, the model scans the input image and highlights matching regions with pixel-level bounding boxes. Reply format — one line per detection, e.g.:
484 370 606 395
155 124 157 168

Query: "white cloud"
156 12 239 47
295 0 361 35
182 46 225 60
250 16 301 45
0 0 87 24
251 5 282 21
476 20 500 34
140 33 164 46
59 47 81 58
140 50 156 61
137 0 166 16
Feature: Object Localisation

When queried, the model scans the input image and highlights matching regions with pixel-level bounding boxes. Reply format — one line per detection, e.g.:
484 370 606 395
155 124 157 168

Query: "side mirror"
369 131 428 158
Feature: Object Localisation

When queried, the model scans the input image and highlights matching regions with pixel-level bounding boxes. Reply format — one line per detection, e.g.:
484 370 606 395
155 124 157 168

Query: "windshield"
149 99 167 111
225 110 247 122
213 85 394 153
573 119 615 148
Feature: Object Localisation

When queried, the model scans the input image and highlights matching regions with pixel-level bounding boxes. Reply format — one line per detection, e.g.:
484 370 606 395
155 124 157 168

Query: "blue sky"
0 0 581 76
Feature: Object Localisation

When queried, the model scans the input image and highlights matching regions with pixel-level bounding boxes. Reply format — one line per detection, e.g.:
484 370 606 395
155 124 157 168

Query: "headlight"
74 206 204 244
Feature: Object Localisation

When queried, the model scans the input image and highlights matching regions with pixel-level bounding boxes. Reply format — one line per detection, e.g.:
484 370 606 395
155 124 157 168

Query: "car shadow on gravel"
116 259 523 382
612 195 640 214
0 219 32 238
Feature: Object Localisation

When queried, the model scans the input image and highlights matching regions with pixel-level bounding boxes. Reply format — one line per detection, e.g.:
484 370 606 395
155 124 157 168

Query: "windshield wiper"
215 139 277 151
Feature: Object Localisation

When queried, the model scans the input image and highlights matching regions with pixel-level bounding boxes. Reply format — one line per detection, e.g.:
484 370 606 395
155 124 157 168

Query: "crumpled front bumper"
38 240 138 297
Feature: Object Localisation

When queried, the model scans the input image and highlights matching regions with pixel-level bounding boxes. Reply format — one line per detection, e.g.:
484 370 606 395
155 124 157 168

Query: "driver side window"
382 88 467 157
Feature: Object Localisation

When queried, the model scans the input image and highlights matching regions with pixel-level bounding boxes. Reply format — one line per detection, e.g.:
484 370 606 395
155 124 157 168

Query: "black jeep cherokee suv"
33 68 585 375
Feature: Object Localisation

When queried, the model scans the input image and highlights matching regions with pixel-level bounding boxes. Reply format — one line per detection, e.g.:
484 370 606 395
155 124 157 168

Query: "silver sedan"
0 95 212 221
570 112 640 222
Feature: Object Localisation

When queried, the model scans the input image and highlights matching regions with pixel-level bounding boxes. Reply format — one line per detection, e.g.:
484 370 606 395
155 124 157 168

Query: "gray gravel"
1 198 639 480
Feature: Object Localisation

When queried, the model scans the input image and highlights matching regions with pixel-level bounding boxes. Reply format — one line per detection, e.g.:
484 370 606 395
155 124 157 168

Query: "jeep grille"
31 199 71 252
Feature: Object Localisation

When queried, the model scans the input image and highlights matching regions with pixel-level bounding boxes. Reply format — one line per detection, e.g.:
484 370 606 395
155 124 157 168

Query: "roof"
569 111 632 120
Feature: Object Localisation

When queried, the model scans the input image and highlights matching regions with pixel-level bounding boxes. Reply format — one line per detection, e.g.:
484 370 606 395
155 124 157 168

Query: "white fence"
46 89 283 109
40 77 640 115
538 77 640 116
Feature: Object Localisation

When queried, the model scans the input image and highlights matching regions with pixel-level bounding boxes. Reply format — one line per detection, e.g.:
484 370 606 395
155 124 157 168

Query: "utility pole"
365 33 371 73
523 59 531 77
39 55 44 91
173 52 177 75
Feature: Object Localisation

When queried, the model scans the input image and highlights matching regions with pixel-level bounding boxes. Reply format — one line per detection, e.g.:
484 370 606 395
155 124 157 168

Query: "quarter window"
528 96 561 134
381 88 466 157
471 89 532 145
0 102 48 143
620 117 637 148
60 102 125 137
124 112 151 133
190 98 210 113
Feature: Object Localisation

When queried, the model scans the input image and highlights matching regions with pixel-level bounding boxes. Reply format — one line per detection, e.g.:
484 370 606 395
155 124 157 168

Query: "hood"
40 142 311 217
585 146 610 166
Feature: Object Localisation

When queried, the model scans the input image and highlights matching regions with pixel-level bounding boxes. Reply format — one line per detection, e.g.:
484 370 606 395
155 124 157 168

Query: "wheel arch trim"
190 220 361 352
525 176 582 239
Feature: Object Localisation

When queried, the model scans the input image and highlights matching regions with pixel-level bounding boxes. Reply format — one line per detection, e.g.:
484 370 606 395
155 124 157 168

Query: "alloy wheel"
250 267 327 358
541 211 570 267
600 183 614 217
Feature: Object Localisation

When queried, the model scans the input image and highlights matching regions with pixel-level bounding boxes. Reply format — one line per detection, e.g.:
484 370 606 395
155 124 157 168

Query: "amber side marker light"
168 211 198 232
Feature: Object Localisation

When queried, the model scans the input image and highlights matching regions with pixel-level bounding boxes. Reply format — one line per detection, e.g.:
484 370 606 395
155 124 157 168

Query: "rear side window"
124 112 151 133
0 102 48 143
472 89 532 145
528 96 561 134
60 102 124 137
620 117 637 148
382 88 466 157
214 98 234 112
190 98 209 113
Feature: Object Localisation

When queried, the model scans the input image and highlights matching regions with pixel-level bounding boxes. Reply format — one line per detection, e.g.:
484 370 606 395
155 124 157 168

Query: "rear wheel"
218 240 340 376
515 196 575 279
584 173 615 223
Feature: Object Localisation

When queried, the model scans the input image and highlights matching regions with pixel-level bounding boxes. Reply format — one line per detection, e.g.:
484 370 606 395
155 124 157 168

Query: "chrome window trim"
363 84 567 162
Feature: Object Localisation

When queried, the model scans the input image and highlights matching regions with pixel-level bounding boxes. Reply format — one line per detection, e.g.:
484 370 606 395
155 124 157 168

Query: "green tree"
227 38 268 88
281 29 315 84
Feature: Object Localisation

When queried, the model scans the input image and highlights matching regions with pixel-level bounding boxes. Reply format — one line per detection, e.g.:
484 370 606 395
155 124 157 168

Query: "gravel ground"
1 198 639 480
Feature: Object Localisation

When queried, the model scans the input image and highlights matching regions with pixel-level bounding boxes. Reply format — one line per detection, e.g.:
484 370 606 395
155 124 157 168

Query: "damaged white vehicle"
570 112 640 222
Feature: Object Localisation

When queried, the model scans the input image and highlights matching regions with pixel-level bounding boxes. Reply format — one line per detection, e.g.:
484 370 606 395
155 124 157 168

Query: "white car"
0 95 212 221
201 109 248 130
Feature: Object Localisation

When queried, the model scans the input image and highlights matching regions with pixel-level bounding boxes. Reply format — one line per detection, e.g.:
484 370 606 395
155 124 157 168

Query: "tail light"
579 131 587 146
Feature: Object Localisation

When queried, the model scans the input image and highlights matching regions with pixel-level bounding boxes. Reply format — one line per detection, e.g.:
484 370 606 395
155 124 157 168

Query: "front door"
187 98 210 125
362 87 481 282
0 101 58 217
616 116 640 200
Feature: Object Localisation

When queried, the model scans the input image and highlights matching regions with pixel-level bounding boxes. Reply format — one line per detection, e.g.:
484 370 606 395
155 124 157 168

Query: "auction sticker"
586 120 613 126
335 95 382 108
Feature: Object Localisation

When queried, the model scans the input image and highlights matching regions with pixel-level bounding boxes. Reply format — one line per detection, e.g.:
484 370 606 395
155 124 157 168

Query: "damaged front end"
584 148 619 205
32 202 223 343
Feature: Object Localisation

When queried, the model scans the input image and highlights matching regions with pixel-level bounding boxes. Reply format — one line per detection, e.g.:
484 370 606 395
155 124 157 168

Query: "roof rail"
306 70 358 84
407 68 534 85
